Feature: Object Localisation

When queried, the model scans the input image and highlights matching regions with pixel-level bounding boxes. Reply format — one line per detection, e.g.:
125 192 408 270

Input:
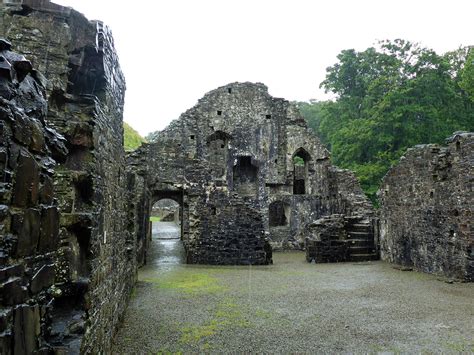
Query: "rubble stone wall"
1 1 135 353
379 133 474 281
127 82 376 264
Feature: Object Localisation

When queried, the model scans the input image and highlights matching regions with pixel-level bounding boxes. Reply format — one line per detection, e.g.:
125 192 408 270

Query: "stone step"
348 253 379 262
348 240 375 249
347 224 372 232
347 233 374 240
347 231 373 238
347 230 372 235
348 246 375 254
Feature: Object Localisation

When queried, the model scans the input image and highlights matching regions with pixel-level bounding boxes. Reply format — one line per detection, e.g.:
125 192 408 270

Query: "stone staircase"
345 217 378 262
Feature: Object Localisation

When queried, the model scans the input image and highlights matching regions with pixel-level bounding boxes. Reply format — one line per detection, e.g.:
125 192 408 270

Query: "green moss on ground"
143 270 225 295
179 297 251 349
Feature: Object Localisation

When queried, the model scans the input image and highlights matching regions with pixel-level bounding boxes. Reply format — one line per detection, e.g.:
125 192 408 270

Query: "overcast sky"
54 0 473 136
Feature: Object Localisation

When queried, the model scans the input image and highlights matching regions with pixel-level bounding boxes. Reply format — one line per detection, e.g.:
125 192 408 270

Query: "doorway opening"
150 198 181 237
148 193 185 267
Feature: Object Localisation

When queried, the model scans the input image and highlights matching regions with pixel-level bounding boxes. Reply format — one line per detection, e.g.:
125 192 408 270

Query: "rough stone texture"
304 214 377 263
128 82 375 265
379 132 474 281
305 215 349 262
1 0 135 353
0 38 67 355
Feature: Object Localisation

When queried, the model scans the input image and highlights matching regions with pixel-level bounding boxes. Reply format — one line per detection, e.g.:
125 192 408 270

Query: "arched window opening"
292 148 311 195
233 156 258 195
269 201 290 227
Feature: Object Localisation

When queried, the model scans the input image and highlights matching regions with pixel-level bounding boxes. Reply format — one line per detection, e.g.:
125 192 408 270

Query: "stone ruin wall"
0 37 67 354
379 132 474 281
127 83 376 265
1 1 136 353
4 0 472 353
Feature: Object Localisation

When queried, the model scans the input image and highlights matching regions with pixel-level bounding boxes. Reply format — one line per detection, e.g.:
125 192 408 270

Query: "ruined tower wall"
379 133 474 281
1 1 135 352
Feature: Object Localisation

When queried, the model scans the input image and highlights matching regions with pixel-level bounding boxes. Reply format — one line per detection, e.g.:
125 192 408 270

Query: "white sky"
54 0 473 136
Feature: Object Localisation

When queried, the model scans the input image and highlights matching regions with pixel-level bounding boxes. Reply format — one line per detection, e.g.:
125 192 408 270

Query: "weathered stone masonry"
0 38 68 354
379 132 474 281
128 82 377 265
1 1 135 353
4 1 472 353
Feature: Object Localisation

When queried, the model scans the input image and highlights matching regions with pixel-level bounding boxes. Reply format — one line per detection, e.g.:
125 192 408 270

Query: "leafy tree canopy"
300 39 473 205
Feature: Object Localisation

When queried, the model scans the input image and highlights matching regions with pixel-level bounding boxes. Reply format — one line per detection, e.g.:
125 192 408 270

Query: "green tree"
304 40 474 205
459 47 474 101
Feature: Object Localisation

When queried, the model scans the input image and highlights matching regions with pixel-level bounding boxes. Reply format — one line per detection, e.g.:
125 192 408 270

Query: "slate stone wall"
1 1 135 352
379 132 474 281
0 39 67 354
128 82 375 264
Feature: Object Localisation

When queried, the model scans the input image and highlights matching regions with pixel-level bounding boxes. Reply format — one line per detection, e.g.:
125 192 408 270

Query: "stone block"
13 305 40 355
30 264 55 294
14 208 41 257
12 149 39 208
0 277 28 305
38 206 59 252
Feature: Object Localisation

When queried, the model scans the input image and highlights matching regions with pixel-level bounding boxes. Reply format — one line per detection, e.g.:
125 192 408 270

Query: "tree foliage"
123 122 145 151
300 40 473 205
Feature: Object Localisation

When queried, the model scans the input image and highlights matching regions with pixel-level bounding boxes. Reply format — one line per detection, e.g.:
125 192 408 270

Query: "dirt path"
112 222 474 353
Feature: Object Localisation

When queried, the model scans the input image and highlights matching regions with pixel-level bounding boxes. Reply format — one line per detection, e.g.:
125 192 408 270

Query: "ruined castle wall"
1 1 135 352
379 133 474 281
0 39 70 354
129 82 374 262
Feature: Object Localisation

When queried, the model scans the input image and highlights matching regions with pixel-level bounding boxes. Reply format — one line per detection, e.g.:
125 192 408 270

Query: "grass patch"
150 216 161 222
180 297 251 347
144 270 225 295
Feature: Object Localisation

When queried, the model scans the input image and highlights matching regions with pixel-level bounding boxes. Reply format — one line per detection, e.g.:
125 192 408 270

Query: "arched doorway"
148 192 185 266
150 198 181 236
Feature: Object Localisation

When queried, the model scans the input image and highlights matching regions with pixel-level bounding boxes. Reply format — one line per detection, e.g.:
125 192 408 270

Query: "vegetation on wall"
124 122 146 151
298 40 473 204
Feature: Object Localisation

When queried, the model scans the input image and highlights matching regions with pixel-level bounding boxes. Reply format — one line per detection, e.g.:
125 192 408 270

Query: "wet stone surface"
148 222 185 269
112 227 474 353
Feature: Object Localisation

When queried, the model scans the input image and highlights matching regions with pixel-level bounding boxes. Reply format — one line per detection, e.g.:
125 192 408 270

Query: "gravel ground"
112 222 474 354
